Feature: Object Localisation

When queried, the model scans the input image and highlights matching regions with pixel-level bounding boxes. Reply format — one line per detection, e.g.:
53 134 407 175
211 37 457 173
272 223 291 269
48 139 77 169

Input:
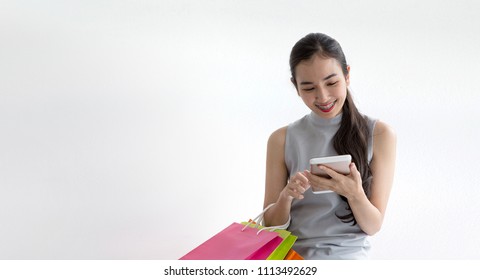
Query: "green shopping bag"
269 232 297 260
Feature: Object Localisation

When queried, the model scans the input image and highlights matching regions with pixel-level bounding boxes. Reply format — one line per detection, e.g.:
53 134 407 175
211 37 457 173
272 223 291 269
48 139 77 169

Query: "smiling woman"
262 33 397 260
295 57 348 117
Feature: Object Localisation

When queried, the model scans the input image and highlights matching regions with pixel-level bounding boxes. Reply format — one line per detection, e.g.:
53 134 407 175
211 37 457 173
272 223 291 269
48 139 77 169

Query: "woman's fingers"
292 172 310 188
349 162 362 183
287 172 311 199
290 182 306 199
318 165 342 180
304 169 331 185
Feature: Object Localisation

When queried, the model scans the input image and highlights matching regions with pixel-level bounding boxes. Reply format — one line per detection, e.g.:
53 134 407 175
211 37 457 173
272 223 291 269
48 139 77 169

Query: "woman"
262 33 396 259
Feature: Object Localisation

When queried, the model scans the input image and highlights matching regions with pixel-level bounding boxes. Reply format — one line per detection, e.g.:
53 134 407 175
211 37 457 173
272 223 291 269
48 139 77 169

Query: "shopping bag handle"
241 203 291 235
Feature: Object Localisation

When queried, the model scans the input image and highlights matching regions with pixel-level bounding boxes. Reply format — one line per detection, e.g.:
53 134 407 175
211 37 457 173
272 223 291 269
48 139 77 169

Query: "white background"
1 0 479 259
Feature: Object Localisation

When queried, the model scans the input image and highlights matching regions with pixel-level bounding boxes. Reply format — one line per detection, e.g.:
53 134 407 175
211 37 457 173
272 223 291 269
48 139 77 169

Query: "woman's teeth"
317 101 336 111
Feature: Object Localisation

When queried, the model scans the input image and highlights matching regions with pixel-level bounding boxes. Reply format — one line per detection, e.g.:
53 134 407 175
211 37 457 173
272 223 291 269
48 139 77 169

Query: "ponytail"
333 90 372 225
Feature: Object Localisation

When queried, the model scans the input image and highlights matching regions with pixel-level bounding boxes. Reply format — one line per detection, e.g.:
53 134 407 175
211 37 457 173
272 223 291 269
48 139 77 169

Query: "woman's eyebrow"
323 73 337 80
299 73 338 85
300 81 314 85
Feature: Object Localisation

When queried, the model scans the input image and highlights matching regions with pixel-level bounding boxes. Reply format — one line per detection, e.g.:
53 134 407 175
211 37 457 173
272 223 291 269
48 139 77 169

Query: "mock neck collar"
307 111 343 126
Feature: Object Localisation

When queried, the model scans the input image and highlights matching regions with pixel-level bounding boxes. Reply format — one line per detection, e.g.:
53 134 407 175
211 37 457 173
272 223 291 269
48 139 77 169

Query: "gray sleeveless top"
285 111 377 259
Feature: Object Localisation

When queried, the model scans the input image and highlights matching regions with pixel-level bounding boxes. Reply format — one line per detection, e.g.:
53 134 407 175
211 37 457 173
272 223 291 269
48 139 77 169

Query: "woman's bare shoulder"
374 120 396 140
373 120 397 156
268 126 288 148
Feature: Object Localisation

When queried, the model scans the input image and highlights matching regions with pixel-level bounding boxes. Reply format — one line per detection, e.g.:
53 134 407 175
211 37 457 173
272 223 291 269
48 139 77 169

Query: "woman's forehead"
296 56 342 79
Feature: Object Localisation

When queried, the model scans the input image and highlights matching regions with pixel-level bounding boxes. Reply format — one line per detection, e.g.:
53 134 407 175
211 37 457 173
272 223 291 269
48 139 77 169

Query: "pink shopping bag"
179 222 283 260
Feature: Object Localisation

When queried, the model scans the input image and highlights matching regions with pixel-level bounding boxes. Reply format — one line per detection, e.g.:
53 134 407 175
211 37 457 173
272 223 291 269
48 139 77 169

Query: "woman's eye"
327 81 338 86
303 88 314 91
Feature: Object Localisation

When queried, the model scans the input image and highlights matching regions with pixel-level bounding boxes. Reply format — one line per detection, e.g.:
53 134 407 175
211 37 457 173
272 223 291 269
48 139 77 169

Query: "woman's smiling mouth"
316 100 336 112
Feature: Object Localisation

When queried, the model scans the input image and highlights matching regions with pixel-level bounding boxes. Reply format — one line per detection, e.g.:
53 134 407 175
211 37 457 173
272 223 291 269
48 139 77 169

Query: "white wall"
1 0 479 259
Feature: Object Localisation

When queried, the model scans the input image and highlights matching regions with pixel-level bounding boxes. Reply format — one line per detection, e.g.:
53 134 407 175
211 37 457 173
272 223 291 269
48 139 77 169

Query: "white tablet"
309 155 352 194
310 155 352 178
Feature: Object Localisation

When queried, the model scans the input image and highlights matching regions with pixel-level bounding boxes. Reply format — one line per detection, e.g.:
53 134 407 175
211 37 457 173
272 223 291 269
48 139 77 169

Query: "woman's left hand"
304 162 364 200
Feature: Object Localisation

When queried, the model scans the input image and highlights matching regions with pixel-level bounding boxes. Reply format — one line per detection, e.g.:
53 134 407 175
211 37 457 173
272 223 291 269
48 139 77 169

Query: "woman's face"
294 54 350 119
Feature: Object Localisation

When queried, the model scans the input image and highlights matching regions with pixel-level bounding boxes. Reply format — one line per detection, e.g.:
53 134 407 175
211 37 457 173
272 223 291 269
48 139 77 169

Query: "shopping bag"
269 234 297 260
284 249 304 260
241 221 297 260
179 222 283 260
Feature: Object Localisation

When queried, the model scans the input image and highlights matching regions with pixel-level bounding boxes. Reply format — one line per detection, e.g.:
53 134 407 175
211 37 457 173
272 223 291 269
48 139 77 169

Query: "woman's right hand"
281 171 310 200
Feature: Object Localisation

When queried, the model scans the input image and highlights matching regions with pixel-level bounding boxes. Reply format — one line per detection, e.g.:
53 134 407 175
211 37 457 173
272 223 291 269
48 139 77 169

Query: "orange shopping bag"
284 249 304 260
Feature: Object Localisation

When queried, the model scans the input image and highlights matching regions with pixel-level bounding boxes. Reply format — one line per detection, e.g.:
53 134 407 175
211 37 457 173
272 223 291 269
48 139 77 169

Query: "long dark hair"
289 33 372 225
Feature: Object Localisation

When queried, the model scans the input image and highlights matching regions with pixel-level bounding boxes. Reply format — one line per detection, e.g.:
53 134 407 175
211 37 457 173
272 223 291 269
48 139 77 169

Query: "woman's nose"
314 90 328 102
